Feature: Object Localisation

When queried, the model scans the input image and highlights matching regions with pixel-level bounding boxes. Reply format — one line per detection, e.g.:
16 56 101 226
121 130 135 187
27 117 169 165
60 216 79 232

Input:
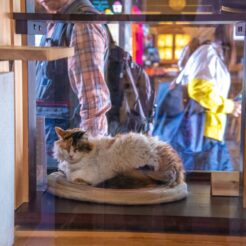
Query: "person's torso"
177 43 231 141
36 0 104 118
180 43 231 98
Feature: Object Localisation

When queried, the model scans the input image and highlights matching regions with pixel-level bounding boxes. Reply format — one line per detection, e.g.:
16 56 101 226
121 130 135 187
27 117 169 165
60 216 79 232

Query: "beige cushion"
47 172 188 205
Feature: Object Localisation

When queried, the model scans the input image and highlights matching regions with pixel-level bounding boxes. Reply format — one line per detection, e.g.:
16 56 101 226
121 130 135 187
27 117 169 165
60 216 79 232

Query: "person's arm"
188 78 235 114
187 47 234 114
68 23 111 136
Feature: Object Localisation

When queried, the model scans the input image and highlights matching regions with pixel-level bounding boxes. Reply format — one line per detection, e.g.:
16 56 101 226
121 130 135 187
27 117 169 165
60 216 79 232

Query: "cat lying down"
53 127 185 187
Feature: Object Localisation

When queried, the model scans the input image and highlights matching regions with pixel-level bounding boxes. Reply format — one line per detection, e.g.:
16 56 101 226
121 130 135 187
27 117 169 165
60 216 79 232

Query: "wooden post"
0 72 15 246
241 22 246 208
211 171 240 197
244 129 246 206
119 0 132 52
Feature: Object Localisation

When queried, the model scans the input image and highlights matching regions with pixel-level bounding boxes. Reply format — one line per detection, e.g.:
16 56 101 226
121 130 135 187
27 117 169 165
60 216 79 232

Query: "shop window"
157 33 191 62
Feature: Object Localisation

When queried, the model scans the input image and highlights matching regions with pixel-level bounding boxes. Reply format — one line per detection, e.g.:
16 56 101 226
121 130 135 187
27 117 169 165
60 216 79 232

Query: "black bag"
105 30 155 135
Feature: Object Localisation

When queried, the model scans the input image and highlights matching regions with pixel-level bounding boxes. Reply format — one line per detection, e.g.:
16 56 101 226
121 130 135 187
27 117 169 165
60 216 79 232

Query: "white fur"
53 132 183 186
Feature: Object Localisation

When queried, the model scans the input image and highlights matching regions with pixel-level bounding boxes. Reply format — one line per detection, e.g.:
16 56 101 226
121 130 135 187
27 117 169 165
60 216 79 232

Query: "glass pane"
33 0 236 16
34 21 242 177
15 0 246 241
34 0 244 175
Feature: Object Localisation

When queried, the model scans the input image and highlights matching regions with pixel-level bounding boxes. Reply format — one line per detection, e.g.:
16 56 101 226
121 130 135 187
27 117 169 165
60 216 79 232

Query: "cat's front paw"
73 178 89 185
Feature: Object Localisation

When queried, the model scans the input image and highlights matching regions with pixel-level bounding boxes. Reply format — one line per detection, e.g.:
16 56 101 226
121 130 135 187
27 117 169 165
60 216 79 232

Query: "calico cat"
53 127 185 187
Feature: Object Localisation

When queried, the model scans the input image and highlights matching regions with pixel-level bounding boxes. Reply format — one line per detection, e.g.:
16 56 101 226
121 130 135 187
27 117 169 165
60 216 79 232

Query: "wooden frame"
0 0 29 209
243 31 246 208
12 13 246 24
9 7 246 238
15 180 246 235
0 46 74 61
211 171 240 196
15 231 246 245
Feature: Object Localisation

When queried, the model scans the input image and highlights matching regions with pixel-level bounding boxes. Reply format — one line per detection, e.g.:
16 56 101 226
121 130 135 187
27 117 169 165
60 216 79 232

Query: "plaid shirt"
67 23 111 136
49 1 111 136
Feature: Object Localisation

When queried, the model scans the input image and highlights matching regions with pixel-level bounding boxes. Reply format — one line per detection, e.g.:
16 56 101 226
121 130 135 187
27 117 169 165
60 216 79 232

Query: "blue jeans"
179 137 233 171
45 118 71 168
37 104 80 168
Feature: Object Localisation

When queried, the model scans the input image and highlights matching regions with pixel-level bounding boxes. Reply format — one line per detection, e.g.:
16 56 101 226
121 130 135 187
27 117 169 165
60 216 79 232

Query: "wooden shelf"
0 46 74 61
15 181 246 235
13 13 246 35
12 13 246 23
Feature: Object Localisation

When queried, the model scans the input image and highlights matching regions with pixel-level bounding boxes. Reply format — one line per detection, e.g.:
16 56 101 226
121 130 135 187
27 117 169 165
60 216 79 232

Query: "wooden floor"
14 231 246 246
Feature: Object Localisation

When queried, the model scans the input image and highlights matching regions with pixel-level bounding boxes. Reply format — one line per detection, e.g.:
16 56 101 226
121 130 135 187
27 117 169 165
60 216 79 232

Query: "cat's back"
116 132 147 143
112 132 153 152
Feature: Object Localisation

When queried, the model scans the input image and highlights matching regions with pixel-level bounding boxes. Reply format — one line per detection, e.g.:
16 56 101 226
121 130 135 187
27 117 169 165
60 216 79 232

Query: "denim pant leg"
182 138 233 171
45 118 70 168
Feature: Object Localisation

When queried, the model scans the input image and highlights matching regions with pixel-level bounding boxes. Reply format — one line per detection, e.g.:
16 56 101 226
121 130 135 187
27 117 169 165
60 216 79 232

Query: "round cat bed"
47 172 188 205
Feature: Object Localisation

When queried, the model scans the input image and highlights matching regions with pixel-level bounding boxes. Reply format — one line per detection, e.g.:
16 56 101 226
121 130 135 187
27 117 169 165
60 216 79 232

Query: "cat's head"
53 127 93 164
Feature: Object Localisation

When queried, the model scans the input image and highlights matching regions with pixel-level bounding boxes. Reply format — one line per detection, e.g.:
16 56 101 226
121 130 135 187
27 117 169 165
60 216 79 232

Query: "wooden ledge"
15 230 246 246
15 181 246 235
0 46 74 61
12 12 246 23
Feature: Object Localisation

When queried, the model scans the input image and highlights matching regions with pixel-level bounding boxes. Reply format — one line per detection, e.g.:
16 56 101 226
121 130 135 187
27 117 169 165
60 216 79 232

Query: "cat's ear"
82 131 89 140
55 127 66 139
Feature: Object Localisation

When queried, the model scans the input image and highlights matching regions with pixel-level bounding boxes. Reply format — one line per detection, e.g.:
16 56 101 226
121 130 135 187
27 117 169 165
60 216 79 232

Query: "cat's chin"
66 158 81 164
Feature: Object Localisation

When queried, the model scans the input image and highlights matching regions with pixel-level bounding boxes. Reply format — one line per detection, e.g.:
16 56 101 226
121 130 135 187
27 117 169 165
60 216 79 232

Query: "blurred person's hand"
232 101 241 117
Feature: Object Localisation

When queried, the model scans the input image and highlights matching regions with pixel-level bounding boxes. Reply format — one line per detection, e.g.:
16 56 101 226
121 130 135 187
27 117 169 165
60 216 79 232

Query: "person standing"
36 0 111 165
175 24 241 170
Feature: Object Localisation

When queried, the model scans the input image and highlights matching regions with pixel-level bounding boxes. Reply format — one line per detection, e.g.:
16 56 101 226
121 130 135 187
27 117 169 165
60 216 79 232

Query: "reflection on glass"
175 34 190 47
141 0 219 14
175 48 183 60
152 24 242 172
168 0 187 11
12 0 246 240
34 22 242 173
157 34 173 47
159 48 172 60
34 1 242 175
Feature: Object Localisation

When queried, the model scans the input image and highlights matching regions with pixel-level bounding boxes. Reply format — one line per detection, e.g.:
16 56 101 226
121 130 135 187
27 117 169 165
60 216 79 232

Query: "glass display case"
9 0 246 242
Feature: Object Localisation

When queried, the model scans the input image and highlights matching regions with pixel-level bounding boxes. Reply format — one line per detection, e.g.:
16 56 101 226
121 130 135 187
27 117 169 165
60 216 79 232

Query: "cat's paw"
58 169 66 177
73 178 88 185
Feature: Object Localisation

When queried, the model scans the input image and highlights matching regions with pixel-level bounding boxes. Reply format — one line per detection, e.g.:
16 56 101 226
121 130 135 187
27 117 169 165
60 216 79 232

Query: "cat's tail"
146 143 185 187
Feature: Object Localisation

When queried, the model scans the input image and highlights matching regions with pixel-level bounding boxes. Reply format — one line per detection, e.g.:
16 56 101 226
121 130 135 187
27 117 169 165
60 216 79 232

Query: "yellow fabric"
188 78 234 141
